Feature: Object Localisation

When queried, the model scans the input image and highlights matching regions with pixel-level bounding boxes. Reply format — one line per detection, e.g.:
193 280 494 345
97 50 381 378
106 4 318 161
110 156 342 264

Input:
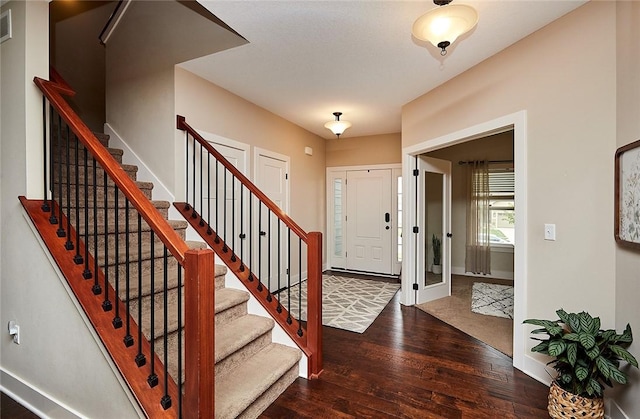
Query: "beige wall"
0 2 140 417
403 0 618 385
613 2 640 417
52 2 112 132
106 1 245 192
174 67 326 235
326 133 401 167
428 132 514 277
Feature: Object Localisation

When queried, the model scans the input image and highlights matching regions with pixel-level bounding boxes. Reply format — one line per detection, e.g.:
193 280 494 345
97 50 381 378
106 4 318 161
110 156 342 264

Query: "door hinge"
412 283 419 290
413 169 419 177
285 173 288 180
413 226 419 234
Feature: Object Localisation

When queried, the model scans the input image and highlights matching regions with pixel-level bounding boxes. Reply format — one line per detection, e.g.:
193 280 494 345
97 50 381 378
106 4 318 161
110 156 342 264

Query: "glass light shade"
412 4 478 48
324 120 352 136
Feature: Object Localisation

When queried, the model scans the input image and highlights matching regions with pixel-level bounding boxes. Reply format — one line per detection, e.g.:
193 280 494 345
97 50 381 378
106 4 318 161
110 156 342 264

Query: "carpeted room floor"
416 275 514 357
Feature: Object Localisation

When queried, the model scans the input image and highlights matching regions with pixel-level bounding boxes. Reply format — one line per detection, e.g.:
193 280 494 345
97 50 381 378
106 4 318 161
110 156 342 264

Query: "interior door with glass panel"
415 156 451 304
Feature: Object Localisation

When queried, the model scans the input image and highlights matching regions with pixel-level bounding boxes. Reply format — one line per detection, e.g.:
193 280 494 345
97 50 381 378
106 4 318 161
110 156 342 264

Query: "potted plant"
524 309 638 419
431 234 441 274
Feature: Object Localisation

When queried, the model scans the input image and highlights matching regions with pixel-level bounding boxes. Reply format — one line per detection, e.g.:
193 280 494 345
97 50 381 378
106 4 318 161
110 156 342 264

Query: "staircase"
50 130 302 417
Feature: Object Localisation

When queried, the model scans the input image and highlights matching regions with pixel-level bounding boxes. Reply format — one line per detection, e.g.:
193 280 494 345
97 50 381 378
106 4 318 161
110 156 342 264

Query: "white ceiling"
180 1 588 140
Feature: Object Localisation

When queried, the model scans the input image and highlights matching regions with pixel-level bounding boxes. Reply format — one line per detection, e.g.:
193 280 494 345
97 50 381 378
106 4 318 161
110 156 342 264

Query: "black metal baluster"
184 133 190 211
298 237 303 336
55 116 64 231
177 263 183 416
135 213 146 367
48 108 57 224
102 170 112 312
286 228 292 325
268 209 273 302
112 187 122 328
73 135 82 263
124 200 133 347
252 193 259 288
258 202 262 294
148 230 158 387
207 152 212 235
276 216 282 314
161 246 171 409
41 97 50 212
92 158 101 295
64 125 73 250
215 161 220 244
191 136 197 220
222 169 228 252
82 146 92 279
238 183 244 270
199 142 204 227
230 174 236 262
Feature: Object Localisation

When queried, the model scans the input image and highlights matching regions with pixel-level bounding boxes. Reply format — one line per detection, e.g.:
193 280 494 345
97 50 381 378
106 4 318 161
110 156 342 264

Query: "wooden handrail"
176 115 324 378
35 77 189 263
176 115 308 242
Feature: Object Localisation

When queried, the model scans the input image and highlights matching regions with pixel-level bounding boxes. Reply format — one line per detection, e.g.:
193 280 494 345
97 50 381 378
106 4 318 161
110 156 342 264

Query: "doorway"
401 111 527 370
326 164 401 276
254 148 291 292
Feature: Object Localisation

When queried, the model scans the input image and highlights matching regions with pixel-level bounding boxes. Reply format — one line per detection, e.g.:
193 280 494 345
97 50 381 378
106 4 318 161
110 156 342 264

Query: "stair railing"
176 116 323 378
30 75 215 418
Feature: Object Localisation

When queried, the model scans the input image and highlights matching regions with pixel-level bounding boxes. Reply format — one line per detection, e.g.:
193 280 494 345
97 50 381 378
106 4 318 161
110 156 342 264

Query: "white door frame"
400 111 528 371
326 164 401 275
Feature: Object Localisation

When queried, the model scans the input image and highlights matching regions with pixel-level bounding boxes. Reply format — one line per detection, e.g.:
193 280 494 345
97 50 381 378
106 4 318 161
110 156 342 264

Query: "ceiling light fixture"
324 112 351 138
412 0 478 56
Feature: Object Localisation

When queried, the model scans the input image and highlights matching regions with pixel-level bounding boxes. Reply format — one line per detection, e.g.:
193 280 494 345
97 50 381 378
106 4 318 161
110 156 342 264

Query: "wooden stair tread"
215 343 301 419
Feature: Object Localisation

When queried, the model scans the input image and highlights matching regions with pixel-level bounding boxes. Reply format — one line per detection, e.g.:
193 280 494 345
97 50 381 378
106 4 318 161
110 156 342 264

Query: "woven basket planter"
548 381 604 419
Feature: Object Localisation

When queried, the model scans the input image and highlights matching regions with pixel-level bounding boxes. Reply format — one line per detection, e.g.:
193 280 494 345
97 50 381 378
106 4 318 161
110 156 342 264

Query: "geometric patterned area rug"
277 275 400 333
471 282 514 319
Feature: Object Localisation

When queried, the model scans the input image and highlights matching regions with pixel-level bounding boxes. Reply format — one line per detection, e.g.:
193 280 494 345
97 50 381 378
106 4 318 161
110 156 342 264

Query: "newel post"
183 249 216 418
306 231 323 378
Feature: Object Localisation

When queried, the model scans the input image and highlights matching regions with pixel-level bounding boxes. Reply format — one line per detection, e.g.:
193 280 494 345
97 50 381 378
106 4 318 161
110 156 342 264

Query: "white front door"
254 148 290 292
345 169 393 274
414 156 452 304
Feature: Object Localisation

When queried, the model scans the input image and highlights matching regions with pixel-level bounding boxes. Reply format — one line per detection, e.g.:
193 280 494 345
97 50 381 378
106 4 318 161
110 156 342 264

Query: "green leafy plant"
524 309 638 398
432 234 441 266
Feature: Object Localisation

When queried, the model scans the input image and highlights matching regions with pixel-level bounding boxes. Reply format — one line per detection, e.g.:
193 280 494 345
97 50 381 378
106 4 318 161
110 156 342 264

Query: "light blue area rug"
471 282 513 319
278 275 400 333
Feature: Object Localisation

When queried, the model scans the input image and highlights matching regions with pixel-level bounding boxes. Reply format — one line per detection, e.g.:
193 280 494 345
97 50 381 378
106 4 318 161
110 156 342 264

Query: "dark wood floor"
261 291 550 418
1 285 550 418
0 393 39 419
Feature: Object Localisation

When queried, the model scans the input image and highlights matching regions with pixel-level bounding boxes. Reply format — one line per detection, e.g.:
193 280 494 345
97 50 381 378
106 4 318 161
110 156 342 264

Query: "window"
487 167 514 246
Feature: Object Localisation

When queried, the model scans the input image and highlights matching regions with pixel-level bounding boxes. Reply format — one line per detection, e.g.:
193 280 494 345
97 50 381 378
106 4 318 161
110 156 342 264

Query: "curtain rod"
458 159 513 165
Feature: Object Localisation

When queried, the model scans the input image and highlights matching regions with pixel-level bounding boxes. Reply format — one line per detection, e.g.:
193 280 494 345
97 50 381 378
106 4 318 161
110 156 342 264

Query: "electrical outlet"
8 321 20 344
544 224 556 241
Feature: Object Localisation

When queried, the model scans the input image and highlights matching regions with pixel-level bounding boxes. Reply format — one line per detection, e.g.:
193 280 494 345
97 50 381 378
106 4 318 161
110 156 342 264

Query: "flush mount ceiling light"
324 112 352 138
412 0 478 56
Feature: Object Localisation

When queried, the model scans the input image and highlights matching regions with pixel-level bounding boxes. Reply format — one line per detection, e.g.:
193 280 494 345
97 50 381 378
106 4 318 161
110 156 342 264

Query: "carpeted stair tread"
79 218 187 236
216 288 250 314
215 343 301 419
215 314 274 364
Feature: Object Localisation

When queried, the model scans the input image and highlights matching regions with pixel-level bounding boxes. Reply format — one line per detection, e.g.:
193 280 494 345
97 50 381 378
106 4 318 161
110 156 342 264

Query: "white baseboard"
0 368 82 419
451 266 514 281
606 399 631 419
